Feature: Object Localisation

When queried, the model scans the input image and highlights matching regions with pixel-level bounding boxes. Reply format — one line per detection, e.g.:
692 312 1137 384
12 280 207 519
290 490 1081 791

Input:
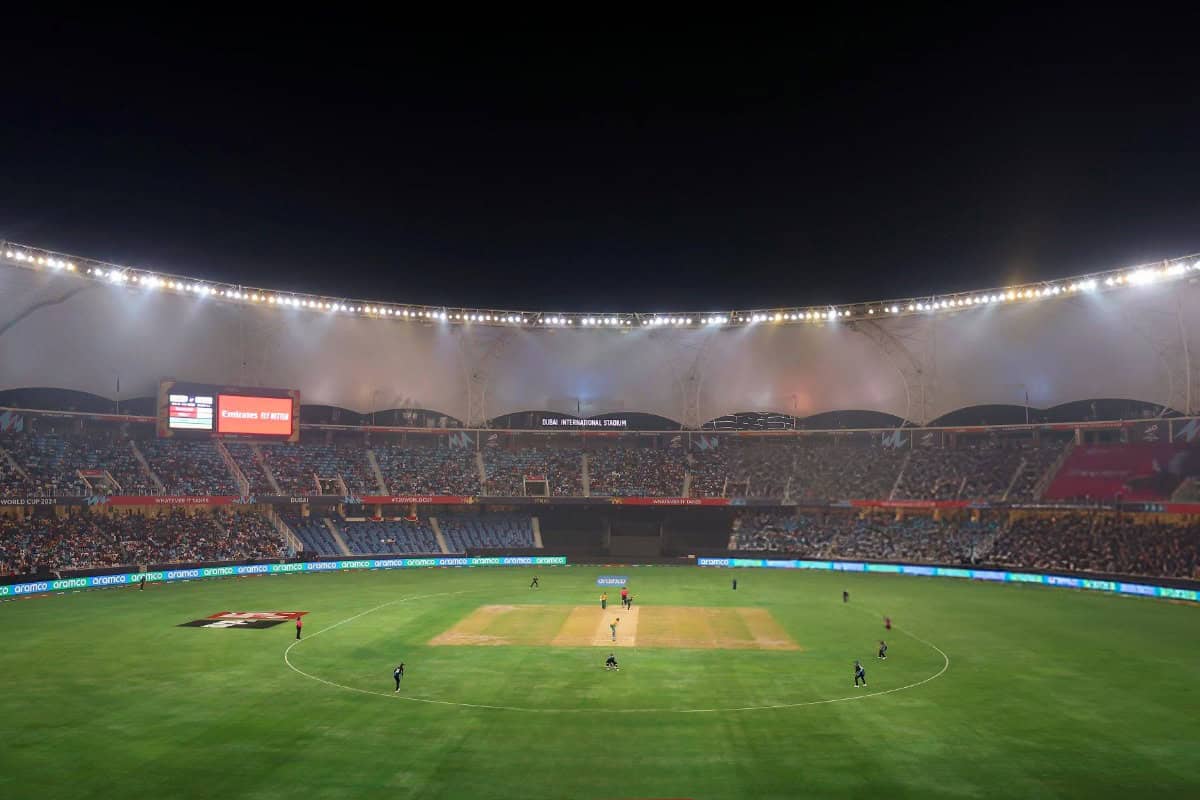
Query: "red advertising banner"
105 495 240 506
609 497 731 506
217 395 294 436
849 499 970 509
361 496 475 505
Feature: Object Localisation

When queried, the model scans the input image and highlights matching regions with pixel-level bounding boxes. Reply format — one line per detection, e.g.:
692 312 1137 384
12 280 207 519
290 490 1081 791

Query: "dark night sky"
2 15 1198 312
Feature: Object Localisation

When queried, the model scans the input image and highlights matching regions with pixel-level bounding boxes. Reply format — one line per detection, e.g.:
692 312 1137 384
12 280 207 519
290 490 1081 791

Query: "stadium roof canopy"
1 243 1198 426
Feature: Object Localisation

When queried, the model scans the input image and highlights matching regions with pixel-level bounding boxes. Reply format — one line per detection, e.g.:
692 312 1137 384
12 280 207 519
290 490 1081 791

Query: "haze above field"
2 15 1198 311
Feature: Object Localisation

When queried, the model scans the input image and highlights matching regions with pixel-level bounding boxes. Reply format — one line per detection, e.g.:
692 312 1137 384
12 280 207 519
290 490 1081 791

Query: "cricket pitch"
429 605 800 650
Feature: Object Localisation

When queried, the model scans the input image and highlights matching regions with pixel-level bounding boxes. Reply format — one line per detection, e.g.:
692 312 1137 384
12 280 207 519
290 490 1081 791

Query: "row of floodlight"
3 244 1198 330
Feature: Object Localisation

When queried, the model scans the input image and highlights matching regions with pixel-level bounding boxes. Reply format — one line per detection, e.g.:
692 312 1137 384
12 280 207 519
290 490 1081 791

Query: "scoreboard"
167 391 214 431
158 380 300 441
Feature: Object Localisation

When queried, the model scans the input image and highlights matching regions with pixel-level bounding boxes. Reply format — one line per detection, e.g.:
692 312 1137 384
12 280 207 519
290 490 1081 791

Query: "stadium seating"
992 513 1200 578
375 445 480 495
1042 443 1200 502
897 442 1031 500
139 440 238 495
257 443 378 495
438 513 535 552
335 519 440 554
731 509 1200 580
286 514 343 556
0 509 282 574
588 446 686 496
483 448 582 496
0 430 1091 504
0 432 157 496
225 442 276 494
731 510 1002 565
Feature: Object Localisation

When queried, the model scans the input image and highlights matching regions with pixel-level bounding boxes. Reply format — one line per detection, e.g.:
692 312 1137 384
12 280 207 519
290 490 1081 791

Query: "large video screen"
158 380 299 441
217 395 294 436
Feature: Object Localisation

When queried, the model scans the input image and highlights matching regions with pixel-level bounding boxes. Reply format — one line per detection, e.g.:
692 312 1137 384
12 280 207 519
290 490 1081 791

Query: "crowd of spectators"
257 443 379 495
896 442 1018 500
689 443 797 498
225 442 276 494
483 448 582 496
992 513 1200 579
1 432 157 496
895 440 1066 501
139 440 238 495
692 439 1067 502
588 446 686 496
375 445 480 495
0 449 39 497
790 445 908 501
1006 440 1069 501
0 509 282 575
731 509 1200 579
0 432 1120 504
729 510 992 564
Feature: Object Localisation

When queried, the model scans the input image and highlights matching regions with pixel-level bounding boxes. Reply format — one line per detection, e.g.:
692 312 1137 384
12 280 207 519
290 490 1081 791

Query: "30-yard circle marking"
284 588 950 713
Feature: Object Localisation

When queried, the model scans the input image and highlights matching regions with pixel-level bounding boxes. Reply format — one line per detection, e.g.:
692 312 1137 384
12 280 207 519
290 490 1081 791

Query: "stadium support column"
846 318 932 426
456 327 514 428
1117 297 1194 417
645 329 714 429
1178 293 1194 416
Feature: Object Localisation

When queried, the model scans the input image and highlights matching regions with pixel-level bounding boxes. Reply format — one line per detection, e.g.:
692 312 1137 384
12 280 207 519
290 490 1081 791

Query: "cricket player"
843 590 849 604
610 617 620 642
605 654 619 671
295 616 303 640
530 575 539 589
620 586 629 608
854 660 867 687
601 591 608 610
878 641 888 660
884 616 891 631
393 663 405 691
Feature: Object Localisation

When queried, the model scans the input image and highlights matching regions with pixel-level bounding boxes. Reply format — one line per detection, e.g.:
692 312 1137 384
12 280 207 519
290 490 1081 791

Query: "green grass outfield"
1 565 1197 799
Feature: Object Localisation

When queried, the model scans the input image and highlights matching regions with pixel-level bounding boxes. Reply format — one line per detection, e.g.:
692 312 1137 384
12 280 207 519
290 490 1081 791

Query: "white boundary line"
283 588 951 714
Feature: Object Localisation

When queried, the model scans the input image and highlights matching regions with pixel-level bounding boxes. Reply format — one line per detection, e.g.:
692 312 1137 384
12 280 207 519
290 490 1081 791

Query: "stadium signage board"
0 494 1030 510
695 559 1200 604
157 380 301 442
539 417 628 428
0 556 569 598
596 576 628 586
